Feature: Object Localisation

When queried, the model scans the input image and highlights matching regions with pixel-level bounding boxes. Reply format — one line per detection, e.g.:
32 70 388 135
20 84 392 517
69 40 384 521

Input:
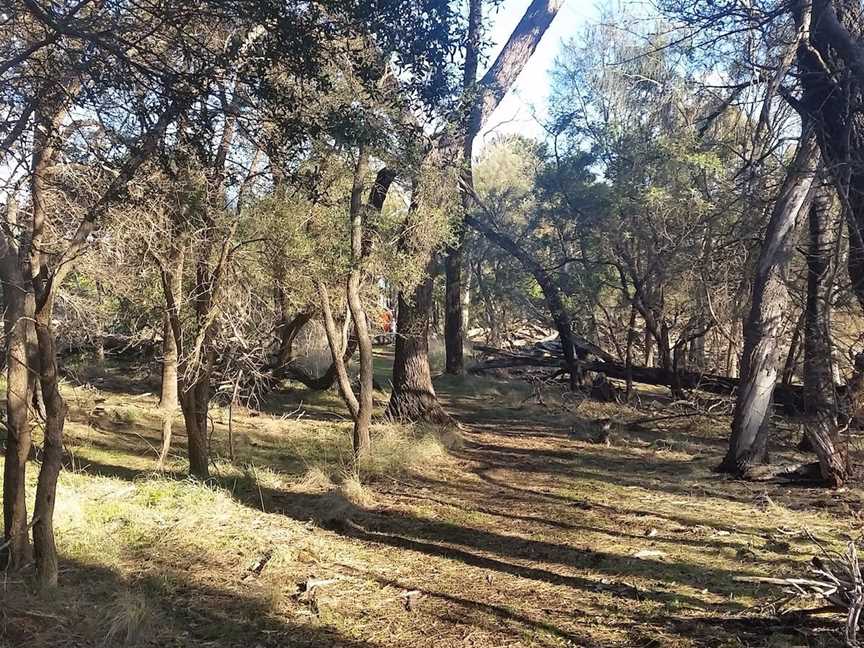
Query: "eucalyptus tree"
388 0 565 421
656 0 862 485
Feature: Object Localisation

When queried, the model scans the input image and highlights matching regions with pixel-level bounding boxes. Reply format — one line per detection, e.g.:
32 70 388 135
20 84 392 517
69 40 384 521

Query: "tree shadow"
453 414 852 514
4 557 382 648
336 567 602 646
379 478 753 551
67 455 756 613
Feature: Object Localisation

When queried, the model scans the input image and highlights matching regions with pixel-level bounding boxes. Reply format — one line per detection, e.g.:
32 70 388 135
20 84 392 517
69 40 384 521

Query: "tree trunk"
444 235 466 375
180 372 211 480
444 0 482 376
32 305 67 588
782 311 805 386
160 315 179 409
643 325 654 367
274 307 314 370
345 149 374 458
624 306 638 401
688 286 708 371
164 236 231 481
802 183 849 486
720 132 819 475
1 266 36 570
158 245 183 468
387 271 452 424
346 275 372 457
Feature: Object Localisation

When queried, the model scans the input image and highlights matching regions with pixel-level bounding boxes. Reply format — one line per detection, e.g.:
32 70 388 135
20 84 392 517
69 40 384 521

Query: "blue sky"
477 0 598 149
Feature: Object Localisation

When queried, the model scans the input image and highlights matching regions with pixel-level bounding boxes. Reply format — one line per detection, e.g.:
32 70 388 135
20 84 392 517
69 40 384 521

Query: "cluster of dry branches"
738 536 864 646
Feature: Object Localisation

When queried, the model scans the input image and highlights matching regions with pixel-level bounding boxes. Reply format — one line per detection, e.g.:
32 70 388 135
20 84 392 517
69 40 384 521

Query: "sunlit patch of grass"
358 422 453 479
113 405 144 425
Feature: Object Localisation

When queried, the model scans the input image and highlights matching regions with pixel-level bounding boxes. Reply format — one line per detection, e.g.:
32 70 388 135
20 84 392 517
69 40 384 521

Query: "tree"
390 0 564 419
444 0 564 375
720 132 819 475
802 182 850 486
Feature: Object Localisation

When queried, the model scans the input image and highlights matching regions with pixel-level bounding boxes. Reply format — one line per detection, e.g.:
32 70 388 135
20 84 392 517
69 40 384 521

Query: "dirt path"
326 386 860 647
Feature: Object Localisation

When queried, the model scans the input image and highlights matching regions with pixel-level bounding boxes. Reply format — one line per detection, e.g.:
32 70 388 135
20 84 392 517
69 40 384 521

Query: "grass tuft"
297 464 335 491
357 422 453 479
104 589 160 646
338 471 376 508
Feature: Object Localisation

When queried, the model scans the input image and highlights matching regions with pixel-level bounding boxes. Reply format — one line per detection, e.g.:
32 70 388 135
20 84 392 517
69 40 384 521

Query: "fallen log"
469 351 837 414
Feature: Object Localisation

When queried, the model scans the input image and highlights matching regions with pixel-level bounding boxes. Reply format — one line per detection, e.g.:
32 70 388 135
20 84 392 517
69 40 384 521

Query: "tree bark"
318 158 393 447
444 0 482 376
624 306 638 401
32 301 67 588
644 324 654 367
180 368 212 480
317 283 360 419
387 270 452 423
719 132 819 475
345 148 374 458
157 245 183 468
0 255 36 570
782 311 805 386
802 183 849 486
474 0 564 127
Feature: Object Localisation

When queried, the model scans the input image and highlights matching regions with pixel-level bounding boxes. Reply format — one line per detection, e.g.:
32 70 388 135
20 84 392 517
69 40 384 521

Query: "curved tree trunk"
802 183 849 486
317 282 360 419
463 212 580 389
277 337 358 390
274 307 314 370
719 132 819 475
32 302 67 588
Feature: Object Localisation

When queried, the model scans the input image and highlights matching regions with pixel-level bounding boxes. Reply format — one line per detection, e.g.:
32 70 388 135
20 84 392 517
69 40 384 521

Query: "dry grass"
2 362 862 647
104 589 160 646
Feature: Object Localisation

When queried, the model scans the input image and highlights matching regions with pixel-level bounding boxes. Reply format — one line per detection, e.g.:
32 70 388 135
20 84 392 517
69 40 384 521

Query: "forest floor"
2 351 863 647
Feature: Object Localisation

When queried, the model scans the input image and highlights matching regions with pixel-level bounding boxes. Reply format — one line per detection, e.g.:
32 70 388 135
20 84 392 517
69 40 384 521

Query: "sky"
476 0 598 151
